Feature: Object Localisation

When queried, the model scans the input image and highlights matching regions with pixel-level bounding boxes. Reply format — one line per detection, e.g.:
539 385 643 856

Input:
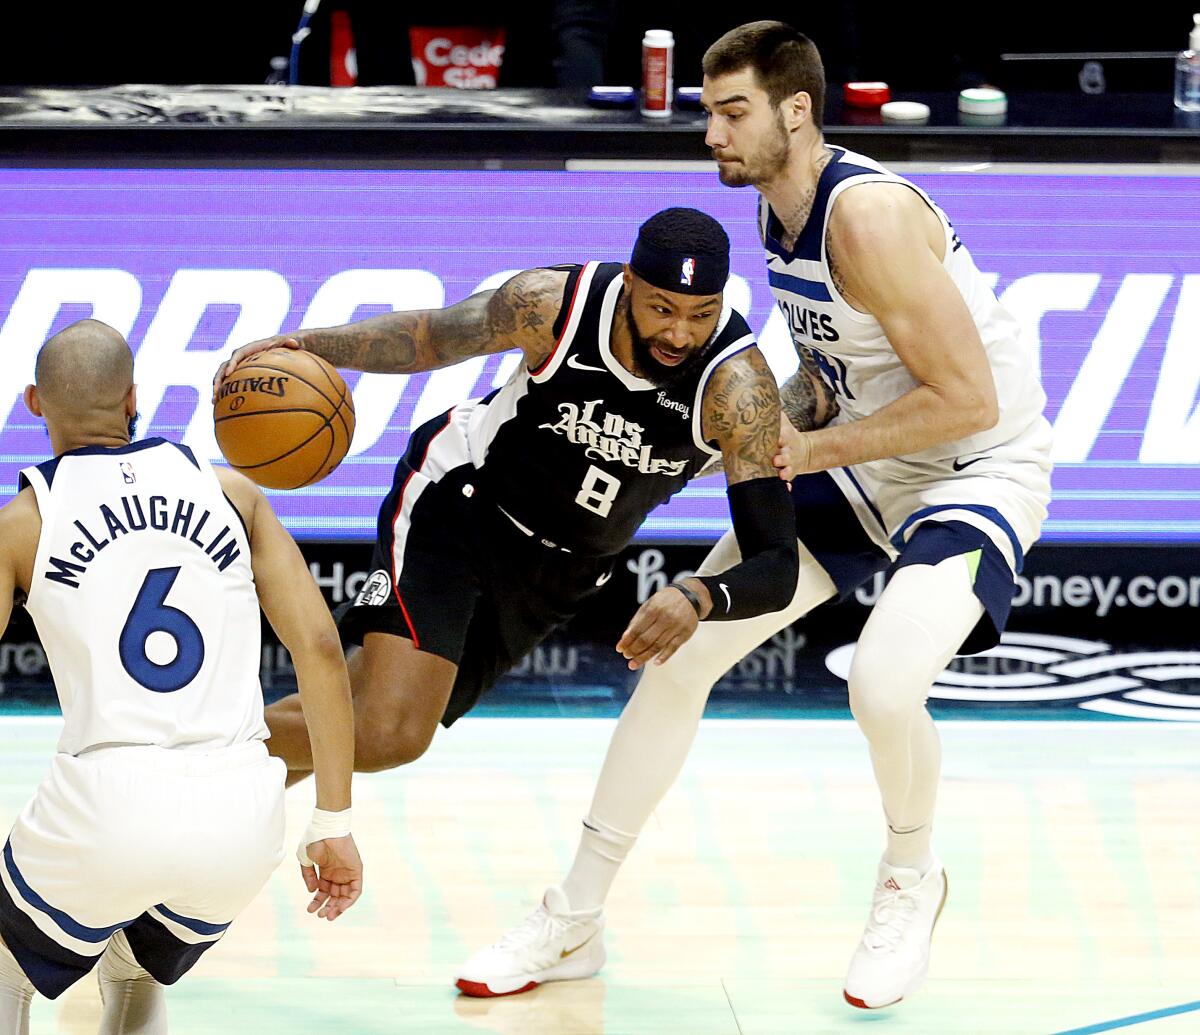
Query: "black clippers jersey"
467 261 756 556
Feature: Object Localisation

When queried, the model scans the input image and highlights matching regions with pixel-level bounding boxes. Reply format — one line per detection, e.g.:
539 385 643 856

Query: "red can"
641 30 674 118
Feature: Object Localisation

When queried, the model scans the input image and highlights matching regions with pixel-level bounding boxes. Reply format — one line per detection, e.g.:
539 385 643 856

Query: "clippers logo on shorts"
539 399 689 477
681 258 695 287
356 569 392 607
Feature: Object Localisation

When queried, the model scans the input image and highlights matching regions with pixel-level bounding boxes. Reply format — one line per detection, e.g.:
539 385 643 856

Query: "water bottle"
641 30 674 118
1174 13 1200 112
266 56 289 86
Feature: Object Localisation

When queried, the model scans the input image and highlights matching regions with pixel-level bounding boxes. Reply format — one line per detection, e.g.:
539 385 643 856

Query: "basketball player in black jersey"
215 209 798 800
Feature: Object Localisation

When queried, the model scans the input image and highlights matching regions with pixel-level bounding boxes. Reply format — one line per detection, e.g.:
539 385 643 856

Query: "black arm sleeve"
696 476 798 621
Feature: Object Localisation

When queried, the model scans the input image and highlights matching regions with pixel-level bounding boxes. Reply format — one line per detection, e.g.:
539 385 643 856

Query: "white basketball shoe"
843 858 948 1010
455 886 606 998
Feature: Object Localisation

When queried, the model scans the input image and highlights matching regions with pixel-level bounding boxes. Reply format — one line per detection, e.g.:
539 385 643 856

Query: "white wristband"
297 807 352 867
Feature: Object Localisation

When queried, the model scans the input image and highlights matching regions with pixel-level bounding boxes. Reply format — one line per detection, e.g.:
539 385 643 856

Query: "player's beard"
715 109 790 188
624 300 707 388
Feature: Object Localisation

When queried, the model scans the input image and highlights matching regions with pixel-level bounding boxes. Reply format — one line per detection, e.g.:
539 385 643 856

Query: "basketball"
213 347 356 489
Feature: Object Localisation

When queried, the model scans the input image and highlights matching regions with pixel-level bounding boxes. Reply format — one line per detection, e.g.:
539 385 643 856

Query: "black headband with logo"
629 236 728 296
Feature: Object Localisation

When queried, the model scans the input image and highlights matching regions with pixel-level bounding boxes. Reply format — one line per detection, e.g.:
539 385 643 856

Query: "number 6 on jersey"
119 566 206 693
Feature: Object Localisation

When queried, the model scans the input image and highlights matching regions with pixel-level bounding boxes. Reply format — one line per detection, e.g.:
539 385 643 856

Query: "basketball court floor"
2 714 1197 1035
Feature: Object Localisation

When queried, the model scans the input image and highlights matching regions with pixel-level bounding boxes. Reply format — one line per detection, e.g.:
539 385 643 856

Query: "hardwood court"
3 716 1197 1035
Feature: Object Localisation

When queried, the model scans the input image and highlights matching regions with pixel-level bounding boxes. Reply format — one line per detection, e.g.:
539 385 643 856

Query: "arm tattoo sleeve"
702 347 782 486
780 358 838 432
297 267 564 374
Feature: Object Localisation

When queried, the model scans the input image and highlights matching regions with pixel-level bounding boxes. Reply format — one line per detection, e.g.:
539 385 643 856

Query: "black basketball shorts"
337 413 614 725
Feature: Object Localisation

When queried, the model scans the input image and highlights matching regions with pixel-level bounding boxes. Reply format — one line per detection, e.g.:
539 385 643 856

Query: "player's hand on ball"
212 335 303 402
773 414 815 482
298 833 363 921
616 581 710 671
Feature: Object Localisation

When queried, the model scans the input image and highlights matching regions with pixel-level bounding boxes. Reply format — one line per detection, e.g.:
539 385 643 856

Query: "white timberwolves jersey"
19 438 268 755
762 146 1050 470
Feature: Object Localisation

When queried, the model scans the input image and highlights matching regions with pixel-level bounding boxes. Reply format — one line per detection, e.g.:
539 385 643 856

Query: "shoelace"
494 905 560 952
862 883 921 953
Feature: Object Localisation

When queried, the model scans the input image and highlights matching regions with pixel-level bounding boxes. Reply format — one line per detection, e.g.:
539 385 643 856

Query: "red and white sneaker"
843 858 948 1010
455 886 605 998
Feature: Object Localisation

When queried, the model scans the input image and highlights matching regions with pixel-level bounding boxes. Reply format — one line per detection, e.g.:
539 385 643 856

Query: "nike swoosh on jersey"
566 354 607 373
951 455 992 471
560 930 599 959
719 583 732 612
595 571 612 587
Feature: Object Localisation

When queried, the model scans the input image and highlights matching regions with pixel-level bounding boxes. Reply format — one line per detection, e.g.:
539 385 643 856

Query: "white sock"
0 938 33 1035
559 532 837 911
885 822 936 875
561 815 637 912
849 555 984 875
97 931 167 1035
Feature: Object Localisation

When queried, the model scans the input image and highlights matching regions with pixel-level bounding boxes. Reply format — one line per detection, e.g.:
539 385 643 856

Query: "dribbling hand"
298 833 363 921
212 336 304 402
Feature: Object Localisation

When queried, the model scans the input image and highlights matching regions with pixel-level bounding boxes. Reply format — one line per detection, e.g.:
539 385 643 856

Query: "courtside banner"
0 542 1195 718
0 168 1197 542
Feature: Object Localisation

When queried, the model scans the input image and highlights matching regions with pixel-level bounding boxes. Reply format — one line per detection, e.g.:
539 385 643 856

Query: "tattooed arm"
780 355 838 433
697 350 837 479
615 344 799 668
214 267 568 390
700 346 782 485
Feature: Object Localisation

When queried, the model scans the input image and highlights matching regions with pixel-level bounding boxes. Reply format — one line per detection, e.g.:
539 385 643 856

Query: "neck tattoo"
777 149 833 251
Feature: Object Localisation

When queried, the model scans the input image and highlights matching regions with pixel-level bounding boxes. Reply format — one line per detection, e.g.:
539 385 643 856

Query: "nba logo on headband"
680 258 695 287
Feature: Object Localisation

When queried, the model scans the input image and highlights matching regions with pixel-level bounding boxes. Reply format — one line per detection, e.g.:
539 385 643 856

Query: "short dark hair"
638 207 729 257
631 207 730 295
703 21 826 129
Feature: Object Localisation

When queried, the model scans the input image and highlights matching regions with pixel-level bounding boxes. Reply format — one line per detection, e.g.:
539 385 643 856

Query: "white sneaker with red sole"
843 858 948 1010
455 886 605 998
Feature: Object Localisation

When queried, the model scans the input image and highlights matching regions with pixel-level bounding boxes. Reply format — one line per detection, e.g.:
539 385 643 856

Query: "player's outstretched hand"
212 336 304 402
616 583 704 671
298 833 363 921
773 413 815 482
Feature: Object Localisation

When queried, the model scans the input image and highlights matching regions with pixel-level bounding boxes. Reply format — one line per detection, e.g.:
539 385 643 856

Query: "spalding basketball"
214 348 356 489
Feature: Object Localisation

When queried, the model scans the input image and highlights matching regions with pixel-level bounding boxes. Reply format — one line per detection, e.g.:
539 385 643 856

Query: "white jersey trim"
19 465 53 614
689 333 757 459
529 261 600 384
390 408 471 583
468 367 531 468
819 170 957 325
596 274 659 392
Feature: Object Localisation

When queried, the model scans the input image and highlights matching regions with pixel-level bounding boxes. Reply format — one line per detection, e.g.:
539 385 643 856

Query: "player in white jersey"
462 21 1052 1011
0 320 363 1034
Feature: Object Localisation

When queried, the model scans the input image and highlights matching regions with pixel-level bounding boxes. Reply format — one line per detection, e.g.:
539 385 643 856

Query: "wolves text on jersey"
539 399 690 477
778 298 840 343
43 494 241 589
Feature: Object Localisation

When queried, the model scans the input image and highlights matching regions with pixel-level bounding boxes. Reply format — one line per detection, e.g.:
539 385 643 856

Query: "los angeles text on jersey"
539 400 689 477
44 494 241 588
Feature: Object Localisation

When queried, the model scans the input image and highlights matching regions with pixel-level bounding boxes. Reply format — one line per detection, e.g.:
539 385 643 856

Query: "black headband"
630 236 728 296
